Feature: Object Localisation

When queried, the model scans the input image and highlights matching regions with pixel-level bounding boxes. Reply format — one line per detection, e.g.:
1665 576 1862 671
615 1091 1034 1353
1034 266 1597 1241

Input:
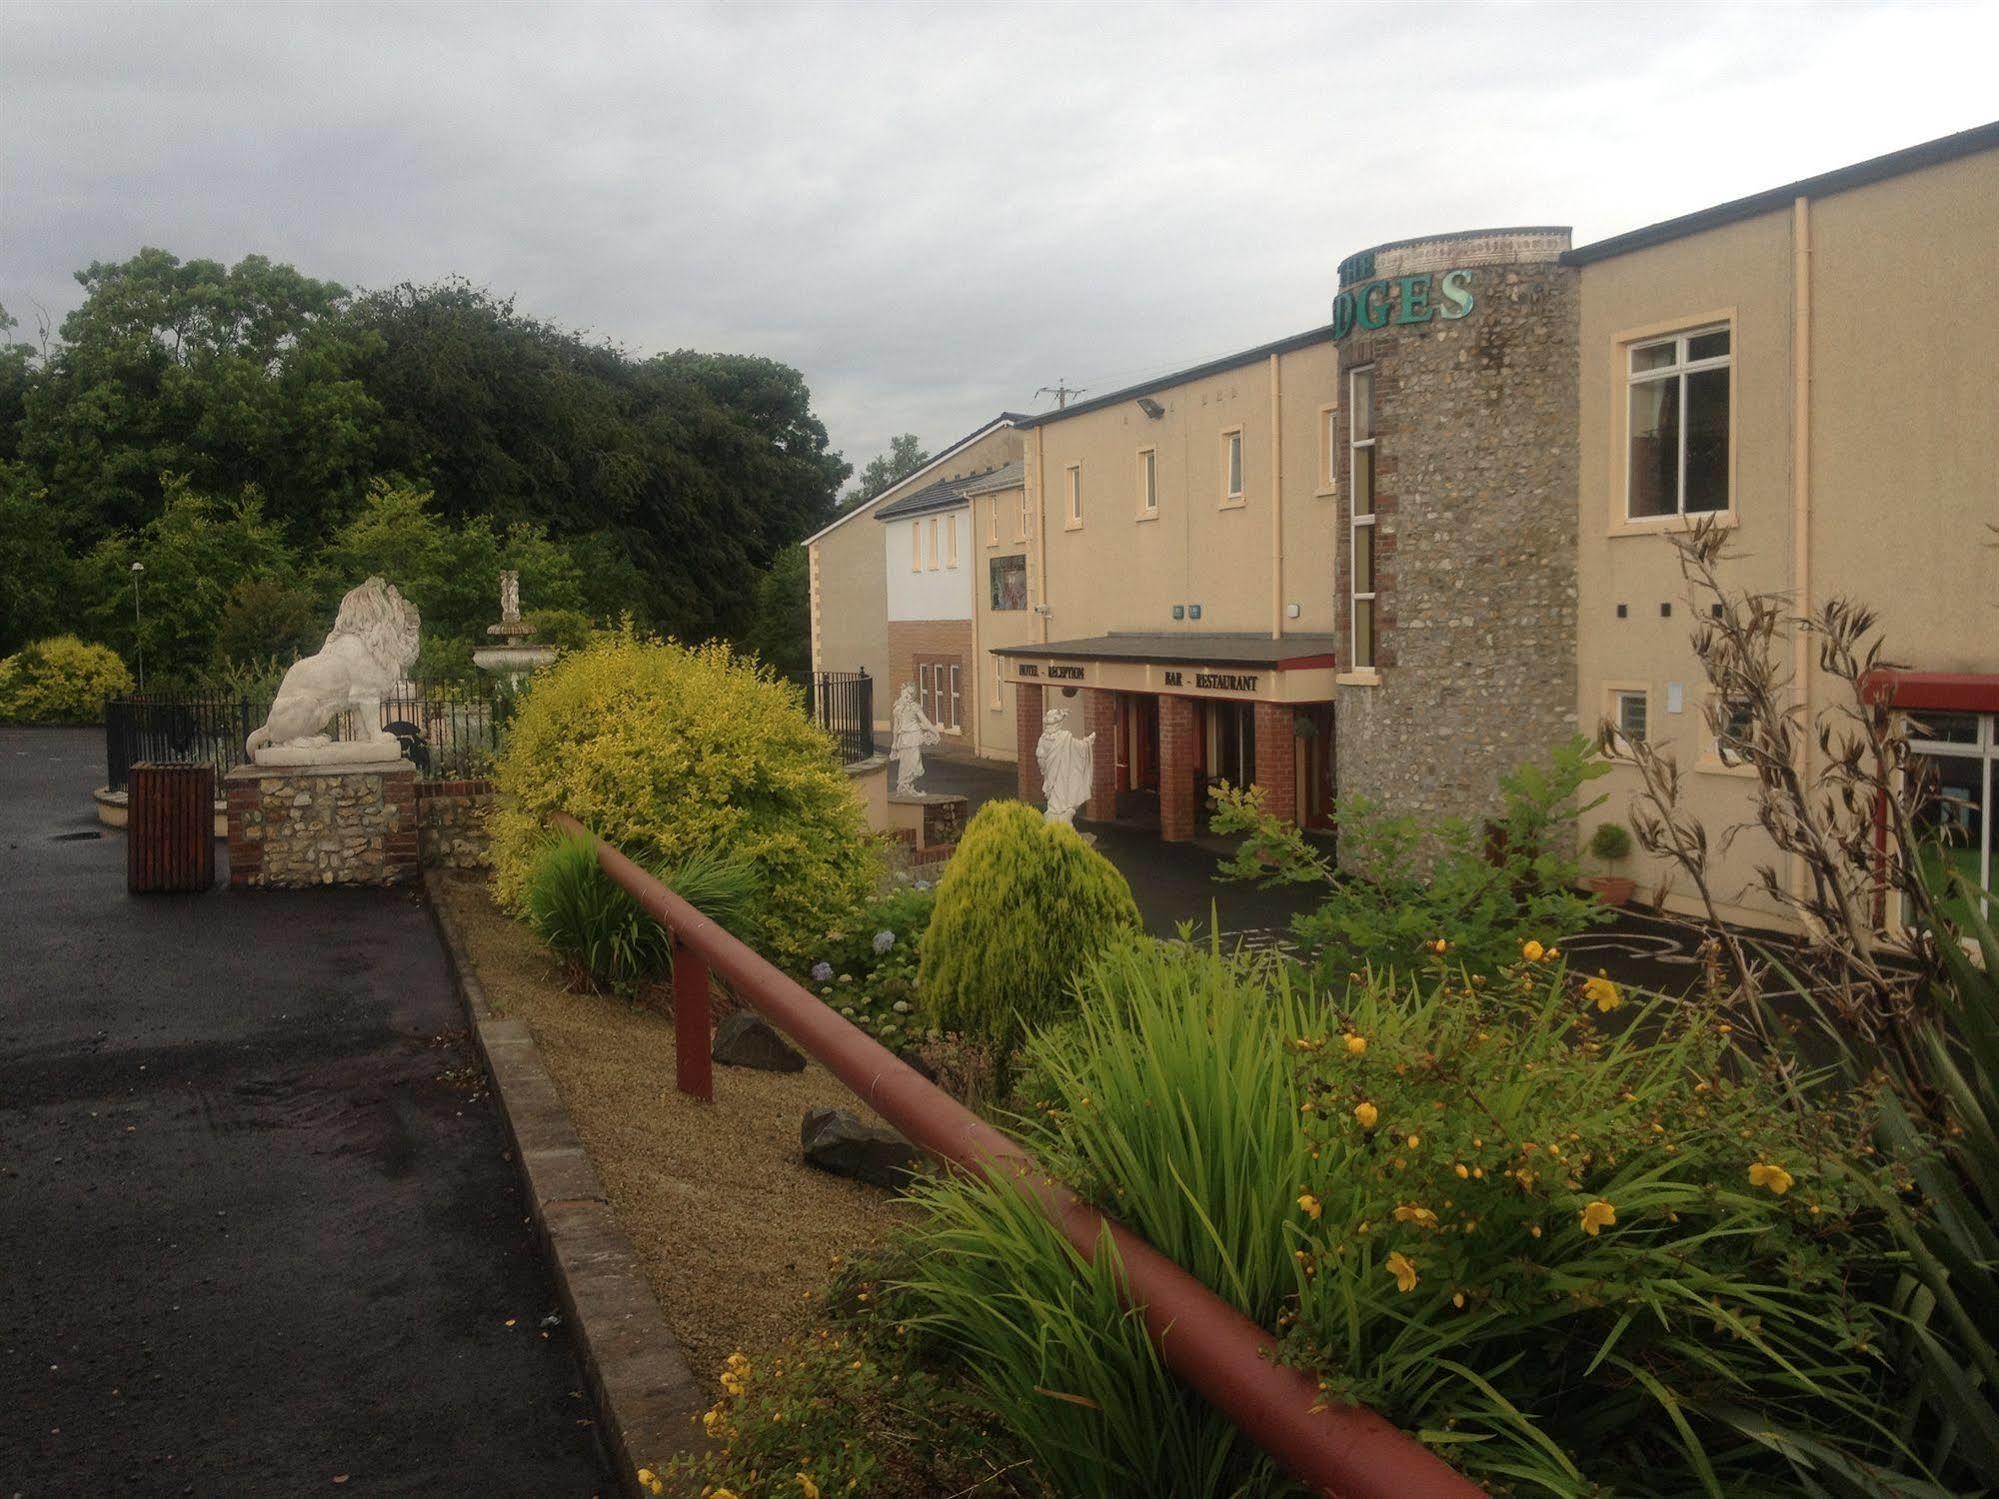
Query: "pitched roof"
1012 325 1337 429
802 413 1028 546
959 461 1024 497
874 467 997 521
991 632 1341 669
1564 120 1999 266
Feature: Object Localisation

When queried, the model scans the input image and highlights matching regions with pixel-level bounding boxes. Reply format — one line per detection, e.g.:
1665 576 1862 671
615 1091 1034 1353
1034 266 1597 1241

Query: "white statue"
245 578 422 765
889 683 940 794
1036 707 1096 827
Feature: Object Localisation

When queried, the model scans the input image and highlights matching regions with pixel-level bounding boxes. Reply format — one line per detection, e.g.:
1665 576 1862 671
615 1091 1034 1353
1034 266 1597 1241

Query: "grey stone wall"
416 782 496 870
225 761 419 888
1334 241 1581 854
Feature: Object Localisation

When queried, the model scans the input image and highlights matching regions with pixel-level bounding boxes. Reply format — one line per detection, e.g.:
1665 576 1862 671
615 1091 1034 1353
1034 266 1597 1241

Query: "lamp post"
130 562 145 692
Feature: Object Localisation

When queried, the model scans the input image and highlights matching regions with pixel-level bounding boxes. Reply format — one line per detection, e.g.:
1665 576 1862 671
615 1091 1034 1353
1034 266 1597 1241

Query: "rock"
711 1011 806 1073
801 1106 920 1189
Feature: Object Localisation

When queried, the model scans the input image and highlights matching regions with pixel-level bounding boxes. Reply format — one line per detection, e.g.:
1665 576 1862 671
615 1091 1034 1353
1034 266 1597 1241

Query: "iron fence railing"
103 681 511 793
791 669 875 764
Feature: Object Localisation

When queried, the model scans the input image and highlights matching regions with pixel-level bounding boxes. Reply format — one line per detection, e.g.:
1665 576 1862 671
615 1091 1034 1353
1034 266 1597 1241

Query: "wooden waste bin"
128 762 216 893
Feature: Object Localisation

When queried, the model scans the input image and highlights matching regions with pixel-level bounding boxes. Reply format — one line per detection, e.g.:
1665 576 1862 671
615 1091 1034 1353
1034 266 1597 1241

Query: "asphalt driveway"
0 728 611 1495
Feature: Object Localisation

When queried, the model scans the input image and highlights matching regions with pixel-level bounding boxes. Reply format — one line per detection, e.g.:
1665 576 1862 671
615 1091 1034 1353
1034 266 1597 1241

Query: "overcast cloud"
4 0 1996 480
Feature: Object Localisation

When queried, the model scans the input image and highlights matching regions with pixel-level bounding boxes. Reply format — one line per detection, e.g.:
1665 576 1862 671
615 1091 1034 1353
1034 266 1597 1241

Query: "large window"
1628 325 1731 519
916 656 962 732
989 554 1027 611
1222 429 1244 507
1911 711 1995 921
1348 366 1376 669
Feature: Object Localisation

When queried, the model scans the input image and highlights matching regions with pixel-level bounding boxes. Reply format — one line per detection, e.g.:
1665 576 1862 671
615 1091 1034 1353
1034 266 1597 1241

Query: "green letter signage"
1331 266 1476 341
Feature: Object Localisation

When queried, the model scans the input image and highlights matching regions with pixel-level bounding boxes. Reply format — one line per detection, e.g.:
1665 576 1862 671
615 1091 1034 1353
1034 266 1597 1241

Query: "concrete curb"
423 870 707 1497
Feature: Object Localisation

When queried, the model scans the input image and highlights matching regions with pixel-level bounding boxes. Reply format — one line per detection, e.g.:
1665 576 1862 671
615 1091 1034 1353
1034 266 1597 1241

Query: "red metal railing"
554 812 1482 1499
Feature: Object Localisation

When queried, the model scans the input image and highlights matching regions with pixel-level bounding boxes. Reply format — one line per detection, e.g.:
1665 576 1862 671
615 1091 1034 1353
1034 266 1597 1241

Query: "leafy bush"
917 799 1141 1067
909 937 1941 1495
1213 736 1612 981
799 880 936 1050
523 607 596 653
0 634 133 722
524 833 757 995
1587 818 1634 862
492 630 880 964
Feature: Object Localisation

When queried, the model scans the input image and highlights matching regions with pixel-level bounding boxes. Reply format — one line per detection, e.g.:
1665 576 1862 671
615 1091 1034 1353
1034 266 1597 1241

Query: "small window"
1066 463 1082 528
1715 698 1754 766
948 664 961 730
1614 690 1649 748
1017 488 1031 541
1627 324 1731 519
919 663 932 719
909 520 921 572
989 555 1027 611
946 514 958 569
1222 429 1244 506
986 499 998 546
926 516 939 570
1137 448 1158 516
1319 404 1339 492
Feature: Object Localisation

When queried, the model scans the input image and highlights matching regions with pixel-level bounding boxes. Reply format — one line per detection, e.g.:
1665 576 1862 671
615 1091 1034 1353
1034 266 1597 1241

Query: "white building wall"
884 509 973 622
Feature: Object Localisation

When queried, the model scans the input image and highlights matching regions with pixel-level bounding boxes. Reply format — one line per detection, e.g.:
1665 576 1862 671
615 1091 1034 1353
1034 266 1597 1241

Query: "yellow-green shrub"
916 799 1140 1062
491 631 880 963
0 635 134 723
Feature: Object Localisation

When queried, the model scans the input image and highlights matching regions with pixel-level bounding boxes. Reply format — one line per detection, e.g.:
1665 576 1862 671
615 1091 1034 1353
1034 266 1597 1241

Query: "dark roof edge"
1564 120 1999 267
1015 325 1337 429
1351 225 1571 263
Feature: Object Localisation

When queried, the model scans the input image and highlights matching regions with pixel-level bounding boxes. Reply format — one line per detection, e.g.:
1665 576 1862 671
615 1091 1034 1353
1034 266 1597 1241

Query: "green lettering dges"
1331 268 1475 341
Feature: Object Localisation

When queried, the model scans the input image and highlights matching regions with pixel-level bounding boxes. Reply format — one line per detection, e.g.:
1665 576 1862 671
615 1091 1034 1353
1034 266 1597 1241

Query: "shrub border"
423 869 707 1496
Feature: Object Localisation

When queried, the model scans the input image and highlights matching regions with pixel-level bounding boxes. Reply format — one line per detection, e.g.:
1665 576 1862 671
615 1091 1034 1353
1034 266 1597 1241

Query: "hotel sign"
1331 267 1475 342
1163 669 1260 693
1001 656 1336 703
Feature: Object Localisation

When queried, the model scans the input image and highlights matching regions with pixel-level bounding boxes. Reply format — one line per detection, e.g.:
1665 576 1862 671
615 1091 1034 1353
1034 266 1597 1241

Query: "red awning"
1861 671 1999 712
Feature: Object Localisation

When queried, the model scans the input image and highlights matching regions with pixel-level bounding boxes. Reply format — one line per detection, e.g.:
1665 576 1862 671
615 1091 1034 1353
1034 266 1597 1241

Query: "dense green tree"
19 251 380 539
0 303 39 465
0 463 77 654
740 544 810 675
852 433 929 504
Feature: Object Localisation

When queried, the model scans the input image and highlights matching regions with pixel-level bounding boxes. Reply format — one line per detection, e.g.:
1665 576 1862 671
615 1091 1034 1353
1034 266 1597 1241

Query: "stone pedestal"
888 790 966 852
224 759 419 889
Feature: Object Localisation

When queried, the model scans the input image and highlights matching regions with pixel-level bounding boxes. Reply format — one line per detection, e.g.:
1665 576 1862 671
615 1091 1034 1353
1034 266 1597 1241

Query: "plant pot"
1580 874 1637 908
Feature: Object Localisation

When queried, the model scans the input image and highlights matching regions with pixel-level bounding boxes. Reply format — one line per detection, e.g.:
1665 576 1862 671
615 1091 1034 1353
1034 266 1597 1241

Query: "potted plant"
1580 821 1637 907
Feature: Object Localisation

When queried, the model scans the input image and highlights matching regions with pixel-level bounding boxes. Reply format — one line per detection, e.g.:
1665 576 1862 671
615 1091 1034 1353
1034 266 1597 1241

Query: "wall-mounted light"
1286 603 1301 620
1136 397 1166 419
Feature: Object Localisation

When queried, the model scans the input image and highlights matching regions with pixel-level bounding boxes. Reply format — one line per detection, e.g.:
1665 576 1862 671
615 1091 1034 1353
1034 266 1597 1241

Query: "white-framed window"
1065 463 1082 529
1221 428 1244 507
1137 447 1157 517
946 513 958 569
909 520 921 572
918 663 932 719
989 657 1004 711
948 663 961 729
986 498 998 546
1318 403 1339 493
1017 487 1031 542
1613 689 1649 749
1627 324 1731 519
926 516 939 570
1714 697 1754 766
1348 367 1376 669
1910 710 1995 921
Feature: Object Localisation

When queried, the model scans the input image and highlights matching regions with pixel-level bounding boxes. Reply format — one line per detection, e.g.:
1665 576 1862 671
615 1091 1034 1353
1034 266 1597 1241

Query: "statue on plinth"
1036 707 1096 827
245 578 421 765
889 683 940 795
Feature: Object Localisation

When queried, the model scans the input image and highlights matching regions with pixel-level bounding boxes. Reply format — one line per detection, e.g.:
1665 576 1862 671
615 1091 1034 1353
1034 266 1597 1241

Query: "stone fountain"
472 570 558 687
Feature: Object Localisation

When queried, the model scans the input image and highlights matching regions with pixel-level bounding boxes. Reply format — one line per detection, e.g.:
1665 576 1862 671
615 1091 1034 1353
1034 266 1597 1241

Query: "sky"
3 0 1996 486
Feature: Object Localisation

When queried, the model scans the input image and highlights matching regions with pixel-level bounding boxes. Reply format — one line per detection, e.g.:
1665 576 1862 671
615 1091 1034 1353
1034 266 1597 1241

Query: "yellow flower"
798 1476 823 1499
650 1482 664 1497
1297 1193 1323 1220
1579 1199 1617 1236
1522 940 1546 963
1452 1291 1466 1309
1748 1162 1795 1195
1354 1101 1380 1129
1429 938 1449 954
637 1472 655 1488
1392 1203 1439 1228
1583 975 1623 1012
1345 1033 1368 1056
1385 1251 1419 1293
1406 1133 1421 1150
1454 1163 1470 1179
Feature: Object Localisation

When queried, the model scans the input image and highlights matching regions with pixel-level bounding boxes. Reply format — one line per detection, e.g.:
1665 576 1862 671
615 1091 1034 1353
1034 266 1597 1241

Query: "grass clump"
917 799 1140 1067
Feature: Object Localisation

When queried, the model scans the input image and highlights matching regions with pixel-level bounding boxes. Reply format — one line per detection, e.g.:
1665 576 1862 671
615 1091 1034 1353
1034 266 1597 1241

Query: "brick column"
1085 689 1119 823
1159 695 1197 843
1252 701 1299 825
383 766 420 885
1016 682 1043 804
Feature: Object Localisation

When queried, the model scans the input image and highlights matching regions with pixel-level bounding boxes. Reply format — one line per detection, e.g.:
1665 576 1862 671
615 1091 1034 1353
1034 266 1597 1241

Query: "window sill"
1219 497 1247 511
1135 510 1159 523
1336 669 1381 688
1608 509 1739 539
1315 486 1338 499
1695 754 1758 779
1063 520 1083 533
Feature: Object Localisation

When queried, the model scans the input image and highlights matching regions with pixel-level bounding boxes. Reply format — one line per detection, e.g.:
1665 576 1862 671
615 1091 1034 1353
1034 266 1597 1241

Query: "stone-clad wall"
225 761 419 888
416 779 496 870
1334 235 1581 853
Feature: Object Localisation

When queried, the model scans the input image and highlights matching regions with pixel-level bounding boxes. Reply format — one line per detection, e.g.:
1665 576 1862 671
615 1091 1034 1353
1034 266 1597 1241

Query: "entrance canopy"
994 632 1339 704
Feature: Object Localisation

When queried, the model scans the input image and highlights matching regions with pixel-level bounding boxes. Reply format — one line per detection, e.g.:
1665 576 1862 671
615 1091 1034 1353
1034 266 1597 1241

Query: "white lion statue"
246 578 422 760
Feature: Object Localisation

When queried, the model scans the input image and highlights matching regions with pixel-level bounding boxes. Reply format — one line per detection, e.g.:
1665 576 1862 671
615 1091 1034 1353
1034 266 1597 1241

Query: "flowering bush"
908 936 1936 1494
0 635 133 723
490 630 880 964
797 884 934 1050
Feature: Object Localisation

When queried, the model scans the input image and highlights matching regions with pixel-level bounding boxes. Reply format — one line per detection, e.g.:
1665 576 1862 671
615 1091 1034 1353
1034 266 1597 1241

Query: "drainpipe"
967 502 984 758
1035 425 1051 645
1791 195 1813 905
1270 352 1285 639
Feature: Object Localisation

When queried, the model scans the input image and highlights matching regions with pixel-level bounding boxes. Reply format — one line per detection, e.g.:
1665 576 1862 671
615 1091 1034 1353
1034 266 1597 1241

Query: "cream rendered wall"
1024 337 1341 647
885 510 973 621
1577 145 1999 930
808 425 1022 729
972 484 1035 762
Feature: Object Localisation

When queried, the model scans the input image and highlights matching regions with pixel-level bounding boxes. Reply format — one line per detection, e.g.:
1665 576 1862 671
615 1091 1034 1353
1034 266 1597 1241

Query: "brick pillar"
1253 701 1299 825
383 765 420 885
1016 682 1043 805
1085 689 1119 823
1159 695 1197 843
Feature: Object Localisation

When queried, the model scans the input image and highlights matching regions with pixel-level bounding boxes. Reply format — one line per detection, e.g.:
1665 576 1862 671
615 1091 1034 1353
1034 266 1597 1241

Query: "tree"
19 251 381 539
0 463 76 655
739 544 810 675
0 302 38 465
851 433 929 505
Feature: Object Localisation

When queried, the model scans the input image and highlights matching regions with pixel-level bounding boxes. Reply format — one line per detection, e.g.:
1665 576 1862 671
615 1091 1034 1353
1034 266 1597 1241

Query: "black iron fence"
792 670 875 764
103 682 511 793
